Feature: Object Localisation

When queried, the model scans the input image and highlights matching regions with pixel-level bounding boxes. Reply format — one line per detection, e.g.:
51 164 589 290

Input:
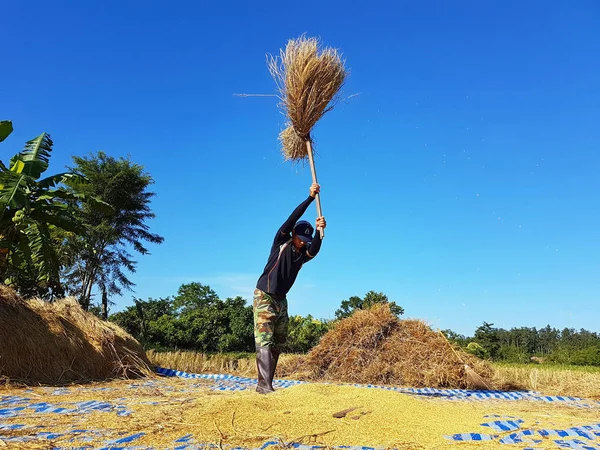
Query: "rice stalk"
268 35 347 160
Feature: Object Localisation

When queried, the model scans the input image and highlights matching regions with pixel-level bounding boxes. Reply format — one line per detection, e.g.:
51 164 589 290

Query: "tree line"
444 321 600 366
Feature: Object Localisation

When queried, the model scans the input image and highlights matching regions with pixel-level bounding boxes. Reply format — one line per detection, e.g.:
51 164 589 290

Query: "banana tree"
0 125 100 299
0 120 13 143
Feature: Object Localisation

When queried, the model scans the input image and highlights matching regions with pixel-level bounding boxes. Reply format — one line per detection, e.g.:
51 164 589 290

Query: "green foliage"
111 283 332 354
0 127 92 299
465 342 488 359
110 304 143 337
570 346 600 366
219 296 255 352
173 282 220 313
546 347 573 365
173 296 253 352
283 314 331 353
497 326 541 355
0 121 13 143
334 290 404 320
496 344 530 363
473 322 501 359
469 322 600 366
109 284 254 353
441 329 471 347
547 345 600 366
62 151 164 317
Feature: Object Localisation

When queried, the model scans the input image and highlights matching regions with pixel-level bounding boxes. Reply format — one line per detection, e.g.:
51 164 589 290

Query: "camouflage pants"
253 288 288 348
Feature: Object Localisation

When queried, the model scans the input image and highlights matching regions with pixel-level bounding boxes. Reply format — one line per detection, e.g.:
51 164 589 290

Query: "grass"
494 362 600 373
492 362 600 398
146 350 257 376
148 350 600 399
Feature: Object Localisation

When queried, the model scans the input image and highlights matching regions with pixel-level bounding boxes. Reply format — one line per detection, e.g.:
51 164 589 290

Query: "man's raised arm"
277 183 320 235
306 216 326 259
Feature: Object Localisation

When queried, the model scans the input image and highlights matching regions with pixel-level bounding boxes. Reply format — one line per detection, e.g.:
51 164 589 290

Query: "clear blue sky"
2 1 599 336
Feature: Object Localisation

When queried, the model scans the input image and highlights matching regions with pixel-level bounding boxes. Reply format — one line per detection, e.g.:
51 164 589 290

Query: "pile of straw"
268 35 347 160
301 304 494 389
0 286 151 384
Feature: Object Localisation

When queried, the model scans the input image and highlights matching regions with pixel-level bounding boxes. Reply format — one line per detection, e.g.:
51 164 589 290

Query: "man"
253 183 326 394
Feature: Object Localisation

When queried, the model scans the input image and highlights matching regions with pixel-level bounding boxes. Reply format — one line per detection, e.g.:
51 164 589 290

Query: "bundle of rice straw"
0 286 152 385
268 35 347 161
301 304 495 389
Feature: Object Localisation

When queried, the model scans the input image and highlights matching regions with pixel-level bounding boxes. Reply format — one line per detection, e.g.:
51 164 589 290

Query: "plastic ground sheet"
0 368 599 449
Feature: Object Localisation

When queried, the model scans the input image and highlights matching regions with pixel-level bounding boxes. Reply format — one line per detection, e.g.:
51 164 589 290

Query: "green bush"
283 315 330 354
570 346 600 366
465 342 488 359
497 345 530 363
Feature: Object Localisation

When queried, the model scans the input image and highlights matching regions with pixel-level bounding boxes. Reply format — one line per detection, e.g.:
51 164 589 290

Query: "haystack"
301 304 494 389
0 286 151 385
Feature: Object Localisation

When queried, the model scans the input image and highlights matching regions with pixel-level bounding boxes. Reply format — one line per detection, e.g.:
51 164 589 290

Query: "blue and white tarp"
0 367 598 449
156 366 600 408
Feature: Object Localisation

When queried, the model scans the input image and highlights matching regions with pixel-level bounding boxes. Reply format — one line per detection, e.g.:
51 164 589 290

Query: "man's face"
292 232 306 250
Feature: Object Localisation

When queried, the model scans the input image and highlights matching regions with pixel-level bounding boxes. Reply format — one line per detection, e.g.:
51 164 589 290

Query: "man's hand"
309 183 320 198
315 216 326 230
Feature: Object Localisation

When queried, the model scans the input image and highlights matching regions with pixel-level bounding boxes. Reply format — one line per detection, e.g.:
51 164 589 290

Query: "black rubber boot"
255 345 275 394
271 347 281 381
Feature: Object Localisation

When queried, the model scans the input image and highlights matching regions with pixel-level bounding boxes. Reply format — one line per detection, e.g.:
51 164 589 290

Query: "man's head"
292 220 314 249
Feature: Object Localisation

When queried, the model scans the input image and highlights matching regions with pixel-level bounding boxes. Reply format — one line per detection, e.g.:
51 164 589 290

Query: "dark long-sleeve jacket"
255 196 322 296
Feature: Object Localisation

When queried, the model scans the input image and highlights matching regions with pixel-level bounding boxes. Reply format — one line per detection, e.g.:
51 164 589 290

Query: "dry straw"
0 286 152 385
438 328 491 390
298 304 495 389
268 35 347 160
